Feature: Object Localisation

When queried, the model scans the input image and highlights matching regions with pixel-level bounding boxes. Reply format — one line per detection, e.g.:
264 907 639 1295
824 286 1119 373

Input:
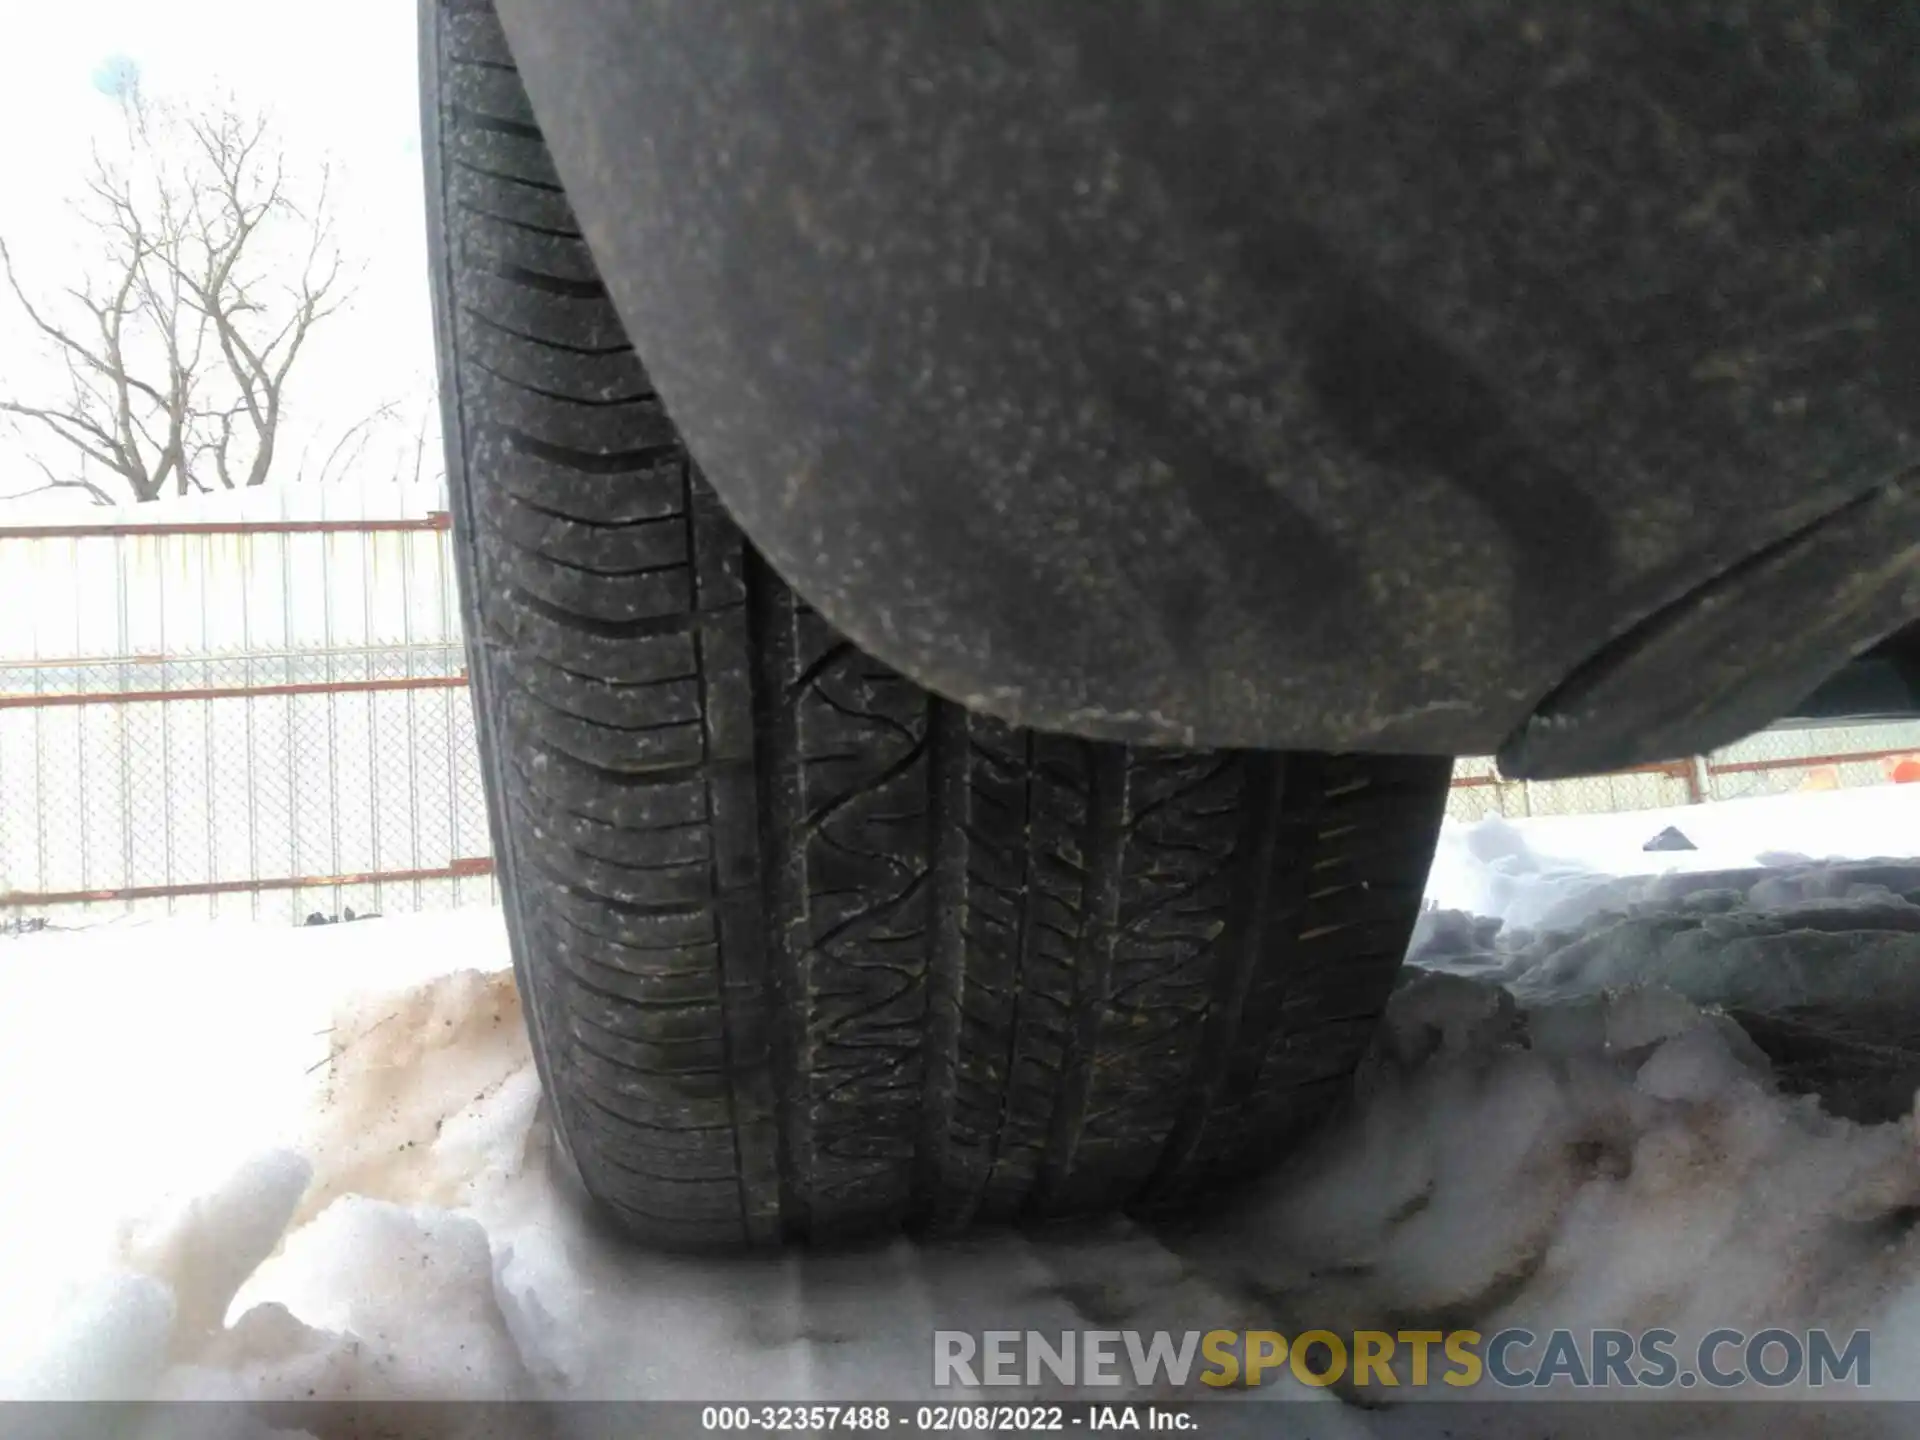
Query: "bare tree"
0 97 351 503
289 375 444 493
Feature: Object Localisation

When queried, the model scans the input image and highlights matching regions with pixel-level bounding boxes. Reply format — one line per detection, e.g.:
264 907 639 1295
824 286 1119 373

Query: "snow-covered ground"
2 785 1918 1436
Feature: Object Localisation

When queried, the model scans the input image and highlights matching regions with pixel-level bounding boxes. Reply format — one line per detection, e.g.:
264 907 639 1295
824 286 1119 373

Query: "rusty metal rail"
1450 759 1695 790
1449 736 1919 821
1 857 494 909
1450 757 1706 804
1706 745 1915 777
0 674 470 710
1455 750 1914 792
0 513 452 540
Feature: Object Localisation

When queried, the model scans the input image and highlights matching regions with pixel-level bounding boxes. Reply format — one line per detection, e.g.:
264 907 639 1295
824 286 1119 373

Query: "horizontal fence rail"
0 674 472 710
0 514 452 539
1448 721 1920 823
13 858 496 909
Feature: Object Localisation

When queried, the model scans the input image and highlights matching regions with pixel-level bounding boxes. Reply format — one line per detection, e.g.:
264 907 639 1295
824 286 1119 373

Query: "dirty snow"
2 786 1919 1435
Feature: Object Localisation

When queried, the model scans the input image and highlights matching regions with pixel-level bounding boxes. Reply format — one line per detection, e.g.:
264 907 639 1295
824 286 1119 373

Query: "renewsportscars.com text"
932 1327 1871 1390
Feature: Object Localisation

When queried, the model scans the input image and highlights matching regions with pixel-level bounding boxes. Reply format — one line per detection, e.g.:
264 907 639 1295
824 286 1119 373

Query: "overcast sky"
0 0 434 506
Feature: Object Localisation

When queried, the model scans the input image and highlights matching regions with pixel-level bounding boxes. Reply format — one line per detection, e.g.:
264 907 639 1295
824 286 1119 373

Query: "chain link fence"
1 502 1914 926
0 510 495 927
1448 718 1920 822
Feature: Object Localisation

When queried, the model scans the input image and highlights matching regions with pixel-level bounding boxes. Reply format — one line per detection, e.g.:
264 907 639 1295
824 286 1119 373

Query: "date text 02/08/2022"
699 1404 1192 1431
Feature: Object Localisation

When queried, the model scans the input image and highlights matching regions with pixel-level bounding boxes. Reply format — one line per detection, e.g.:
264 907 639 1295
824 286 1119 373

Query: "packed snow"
2 785 1918 1436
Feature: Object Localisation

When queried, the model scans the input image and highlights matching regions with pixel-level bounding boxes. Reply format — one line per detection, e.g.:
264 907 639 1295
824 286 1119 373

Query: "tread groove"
503 428 684 475
916 698 967 1186
471 356 652 407
1032 747 1129 1210
462 301 636 357
452 156 567 195
458 199 584 240
452 103 544 140
1143 753 1286 1191
747 553 810 1239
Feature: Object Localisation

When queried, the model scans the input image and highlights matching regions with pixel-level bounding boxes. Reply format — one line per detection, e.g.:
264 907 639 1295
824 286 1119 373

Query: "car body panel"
495 0 1920 773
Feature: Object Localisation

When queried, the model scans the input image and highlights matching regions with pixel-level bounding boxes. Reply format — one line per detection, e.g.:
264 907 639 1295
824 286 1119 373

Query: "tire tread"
427 0 1450 1249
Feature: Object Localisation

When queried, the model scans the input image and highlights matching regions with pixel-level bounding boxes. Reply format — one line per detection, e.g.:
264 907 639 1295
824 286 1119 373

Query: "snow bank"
1422 783 1920 928
0 786 1917 1433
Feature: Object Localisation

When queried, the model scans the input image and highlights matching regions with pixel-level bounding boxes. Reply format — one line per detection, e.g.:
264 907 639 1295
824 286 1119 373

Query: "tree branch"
0 96 350 503
2 454 117 506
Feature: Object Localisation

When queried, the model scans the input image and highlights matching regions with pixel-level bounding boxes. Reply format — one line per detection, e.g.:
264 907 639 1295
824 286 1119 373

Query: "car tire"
423 0 1453 1249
